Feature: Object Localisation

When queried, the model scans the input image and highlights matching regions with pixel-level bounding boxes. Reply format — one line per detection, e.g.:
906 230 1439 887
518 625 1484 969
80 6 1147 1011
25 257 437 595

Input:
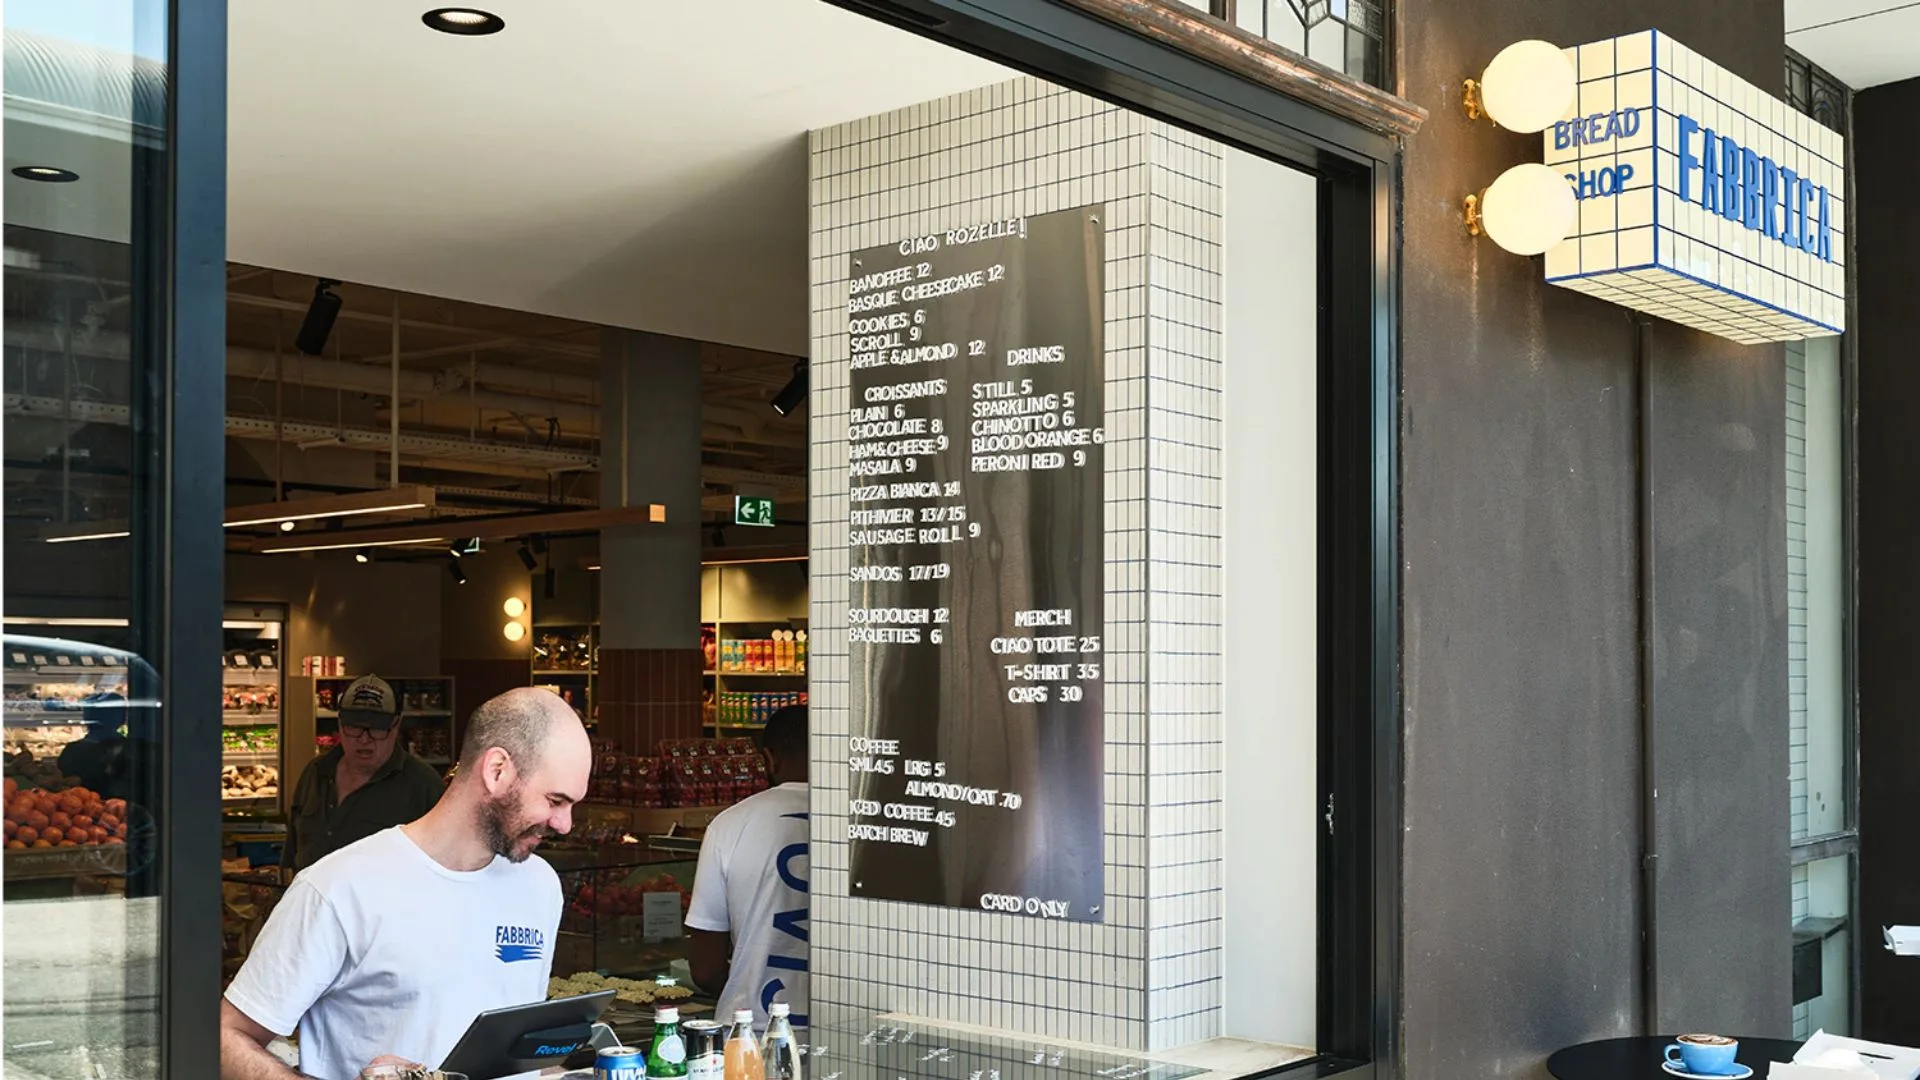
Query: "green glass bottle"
647 1005 689 1079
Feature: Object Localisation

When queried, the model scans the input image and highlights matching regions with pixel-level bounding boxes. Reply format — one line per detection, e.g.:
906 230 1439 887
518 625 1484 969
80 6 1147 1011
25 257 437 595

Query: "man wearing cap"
287 674 445 876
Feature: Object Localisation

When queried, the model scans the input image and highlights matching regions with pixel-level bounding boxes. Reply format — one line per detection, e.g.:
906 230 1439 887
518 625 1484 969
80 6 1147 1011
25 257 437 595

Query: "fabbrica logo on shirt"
495 924 544 964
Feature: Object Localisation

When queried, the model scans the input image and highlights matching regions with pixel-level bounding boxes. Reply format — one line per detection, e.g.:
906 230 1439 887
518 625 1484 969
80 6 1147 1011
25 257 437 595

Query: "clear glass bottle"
724 1010 764 1080
647 1005 689 1078
760 1003 802 1080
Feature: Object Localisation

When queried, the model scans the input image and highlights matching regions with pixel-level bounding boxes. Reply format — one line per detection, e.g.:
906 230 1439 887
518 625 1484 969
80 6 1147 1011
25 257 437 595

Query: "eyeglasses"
341 723 395 742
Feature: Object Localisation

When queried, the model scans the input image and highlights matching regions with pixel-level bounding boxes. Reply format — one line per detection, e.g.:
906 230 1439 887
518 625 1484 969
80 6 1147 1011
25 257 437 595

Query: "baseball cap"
338 674 401 730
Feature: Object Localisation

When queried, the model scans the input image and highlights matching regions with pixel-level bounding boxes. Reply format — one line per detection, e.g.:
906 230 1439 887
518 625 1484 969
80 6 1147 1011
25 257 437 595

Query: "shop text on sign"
1541 30 1845 343
842 207 1106 922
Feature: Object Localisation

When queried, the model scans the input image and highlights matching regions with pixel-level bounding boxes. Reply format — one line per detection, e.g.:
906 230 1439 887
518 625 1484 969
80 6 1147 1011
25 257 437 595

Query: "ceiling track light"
295 278 343 356
516 542 539 571
771 360 808 417
422 7 505 35
448 558 468 585
354 548 373 564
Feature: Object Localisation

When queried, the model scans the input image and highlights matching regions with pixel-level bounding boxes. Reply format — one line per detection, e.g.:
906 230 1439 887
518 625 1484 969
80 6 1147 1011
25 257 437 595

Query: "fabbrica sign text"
1542 30 1845 343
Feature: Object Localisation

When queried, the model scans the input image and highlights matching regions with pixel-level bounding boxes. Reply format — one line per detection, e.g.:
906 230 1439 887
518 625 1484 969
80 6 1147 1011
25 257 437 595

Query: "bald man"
220 688 592 1080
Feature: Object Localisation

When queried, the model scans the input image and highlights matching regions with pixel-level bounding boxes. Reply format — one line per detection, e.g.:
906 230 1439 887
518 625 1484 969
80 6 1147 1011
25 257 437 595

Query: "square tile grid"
807 77 1228 1052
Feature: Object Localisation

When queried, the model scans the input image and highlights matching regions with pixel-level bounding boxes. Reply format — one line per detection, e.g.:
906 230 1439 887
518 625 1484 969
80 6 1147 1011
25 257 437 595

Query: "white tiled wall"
1787 341 1810 842
806 77 1227 1053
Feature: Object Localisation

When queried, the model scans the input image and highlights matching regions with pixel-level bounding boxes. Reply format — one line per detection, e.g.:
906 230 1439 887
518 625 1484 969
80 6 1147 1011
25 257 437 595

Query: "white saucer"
1661 1062 1752 1080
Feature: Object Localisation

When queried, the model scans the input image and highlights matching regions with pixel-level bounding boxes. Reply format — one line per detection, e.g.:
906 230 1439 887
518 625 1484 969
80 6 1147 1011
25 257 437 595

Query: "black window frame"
823 0 1403 1071
150 0 230 1074
152 0 1390 1068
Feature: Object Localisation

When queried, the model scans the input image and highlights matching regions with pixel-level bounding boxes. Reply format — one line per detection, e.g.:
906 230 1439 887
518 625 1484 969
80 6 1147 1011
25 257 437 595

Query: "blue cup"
1666 1035 1740 1076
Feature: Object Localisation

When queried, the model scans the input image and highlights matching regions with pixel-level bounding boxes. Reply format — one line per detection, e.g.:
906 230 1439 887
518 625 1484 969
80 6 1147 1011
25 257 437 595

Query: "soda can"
683 1021 724 1080
596 1046 647 1080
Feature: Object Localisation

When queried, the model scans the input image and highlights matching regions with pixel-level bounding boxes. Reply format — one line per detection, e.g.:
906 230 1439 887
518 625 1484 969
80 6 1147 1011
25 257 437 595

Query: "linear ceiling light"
223 485 436 527
259 537 449 556
43 528 132 544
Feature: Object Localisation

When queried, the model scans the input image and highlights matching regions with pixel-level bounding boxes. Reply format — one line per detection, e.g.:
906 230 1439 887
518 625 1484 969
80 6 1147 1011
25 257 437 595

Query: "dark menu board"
844 206 1105 921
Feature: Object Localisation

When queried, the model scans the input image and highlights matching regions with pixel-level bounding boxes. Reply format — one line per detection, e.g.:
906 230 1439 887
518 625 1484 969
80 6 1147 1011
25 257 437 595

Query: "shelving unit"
311 675 457 770
531 624 595 725
220 611 286 810
700 558 808 733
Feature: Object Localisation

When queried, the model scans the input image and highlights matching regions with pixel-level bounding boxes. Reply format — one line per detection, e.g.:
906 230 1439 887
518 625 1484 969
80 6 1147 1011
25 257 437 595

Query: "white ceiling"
226 0 1012 355
1786 0 1920 90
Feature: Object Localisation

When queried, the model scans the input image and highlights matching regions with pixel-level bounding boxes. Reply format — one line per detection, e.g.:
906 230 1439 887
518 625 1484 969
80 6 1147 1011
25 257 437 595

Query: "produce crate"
3 842 126 880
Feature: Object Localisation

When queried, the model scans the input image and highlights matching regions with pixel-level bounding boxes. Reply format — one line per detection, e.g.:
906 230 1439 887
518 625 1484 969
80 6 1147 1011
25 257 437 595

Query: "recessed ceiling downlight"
12 166 79 183
422 8 504 35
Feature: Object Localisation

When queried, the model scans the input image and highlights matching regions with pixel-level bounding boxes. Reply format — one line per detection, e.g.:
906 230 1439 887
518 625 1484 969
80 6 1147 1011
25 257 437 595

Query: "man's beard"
480 789 552 863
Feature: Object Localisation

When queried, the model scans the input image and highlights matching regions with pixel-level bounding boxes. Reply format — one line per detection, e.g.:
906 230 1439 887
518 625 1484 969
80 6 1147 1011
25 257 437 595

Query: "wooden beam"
242 504 665 554
1055 0 1426 137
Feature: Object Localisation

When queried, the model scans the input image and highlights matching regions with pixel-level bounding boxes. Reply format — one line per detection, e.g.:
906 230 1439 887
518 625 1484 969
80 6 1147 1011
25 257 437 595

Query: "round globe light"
1479 40 1576 133
503 596 526 618
1479 164 1577 256
503 621 526 643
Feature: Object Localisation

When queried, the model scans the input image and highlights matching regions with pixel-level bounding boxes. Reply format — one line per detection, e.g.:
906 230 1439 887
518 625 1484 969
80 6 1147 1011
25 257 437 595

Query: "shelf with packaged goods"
4 664 128 682
3 709 97 728
311 675 457 773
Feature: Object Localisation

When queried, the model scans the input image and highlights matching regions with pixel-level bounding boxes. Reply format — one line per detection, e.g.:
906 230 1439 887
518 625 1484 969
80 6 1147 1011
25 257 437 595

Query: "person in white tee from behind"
219 688 592 1080
686 704 809 1031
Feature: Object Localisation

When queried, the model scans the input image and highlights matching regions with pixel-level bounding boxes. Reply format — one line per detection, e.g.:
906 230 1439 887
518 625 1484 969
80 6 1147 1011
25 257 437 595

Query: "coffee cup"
1665 1034 1740 1075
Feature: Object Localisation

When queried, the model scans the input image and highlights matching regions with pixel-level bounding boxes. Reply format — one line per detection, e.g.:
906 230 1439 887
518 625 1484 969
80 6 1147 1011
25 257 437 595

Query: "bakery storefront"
0 1 1407 1078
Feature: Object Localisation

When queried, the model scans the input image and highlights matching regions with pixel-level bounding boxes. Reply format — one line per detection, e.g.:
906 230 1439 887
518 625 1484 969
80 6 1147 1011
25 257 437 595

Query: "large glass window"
4 0 204 1074
1787 334 1851 1037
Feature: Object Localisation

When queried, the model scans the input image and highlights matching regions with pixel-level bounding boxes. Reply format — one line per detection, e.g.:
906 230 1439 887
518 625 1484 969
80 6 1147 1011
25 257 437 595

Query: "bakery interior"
1 0 1013 1031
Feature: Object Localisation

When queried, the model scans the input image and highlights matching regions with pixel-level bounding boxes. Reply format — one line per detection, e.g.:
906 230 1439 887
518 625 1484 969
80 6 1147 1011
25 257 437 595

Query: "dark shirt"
57 734 131 801
288 746 444 874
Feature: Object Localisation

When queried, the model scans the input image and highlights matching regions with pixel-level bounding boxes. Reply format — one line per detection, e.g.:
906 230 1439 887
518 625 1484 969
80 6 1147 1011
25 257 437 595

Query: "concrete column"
597 329 705 751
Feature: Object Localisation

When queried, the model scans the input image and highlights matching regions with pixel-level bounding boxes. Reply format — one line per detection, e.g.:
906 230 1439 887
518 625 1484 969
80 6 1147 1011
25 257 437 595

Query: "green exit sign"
734 496 776 527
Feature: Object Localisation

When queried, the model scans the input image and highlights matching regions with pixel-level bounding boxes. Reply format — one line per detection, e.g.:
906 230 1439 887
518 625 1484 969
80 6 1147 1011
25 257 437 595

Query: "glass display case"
221 610 286 811
1 628 143 899
6 604 285 896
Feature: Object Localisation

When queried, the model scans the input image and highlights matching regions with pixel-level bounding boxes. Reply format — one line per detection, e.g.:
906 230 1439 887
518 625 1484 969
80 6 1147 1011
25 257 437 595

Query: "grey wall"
1852 73 1920 1046
225 554 442 676
1398 3 1792 1076
439 547 534 660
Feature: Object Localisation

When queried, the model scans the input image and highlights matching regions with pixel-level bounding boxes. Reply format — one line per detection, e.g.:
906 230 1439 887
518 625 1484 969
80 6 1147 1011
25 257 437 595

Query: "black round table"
1547 1036 1803 1080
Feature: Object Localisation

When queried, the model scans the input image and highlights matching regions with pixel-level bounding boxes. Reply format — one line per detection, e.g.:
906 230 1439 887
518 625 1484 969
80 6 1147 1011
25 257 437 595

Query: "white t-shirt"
686 782 809 1029
224 827 561 1080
